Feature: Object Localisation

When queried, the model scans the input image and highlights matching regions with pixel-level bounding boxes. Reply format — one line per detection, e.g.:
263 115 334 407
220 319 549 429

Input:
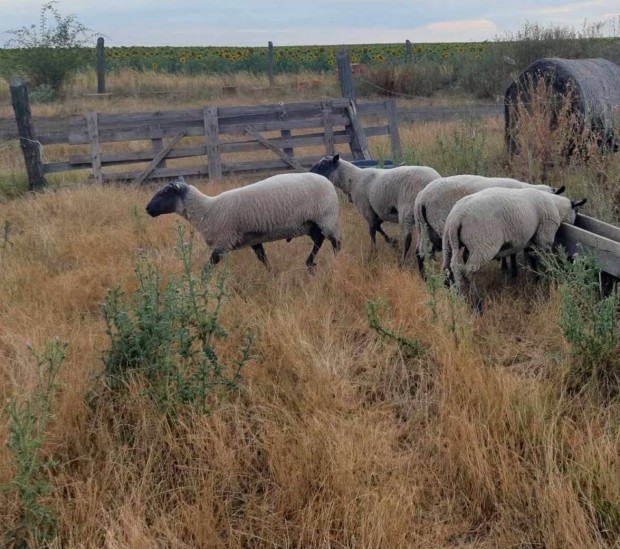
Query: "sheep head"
146 178 190 217
309 154 340 181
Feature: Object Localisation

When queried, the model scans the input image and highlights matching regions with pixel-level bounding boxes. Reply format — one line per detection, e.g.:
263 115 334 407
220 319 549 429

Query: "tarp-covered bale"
505 57 620 154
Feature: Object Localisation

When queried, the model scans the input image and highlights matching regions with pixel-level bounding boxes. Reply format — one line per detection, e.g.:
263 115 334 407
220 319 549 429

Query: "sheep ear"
332 154 340 164
571 198 587 208
174 182 181 190
554 185 566 195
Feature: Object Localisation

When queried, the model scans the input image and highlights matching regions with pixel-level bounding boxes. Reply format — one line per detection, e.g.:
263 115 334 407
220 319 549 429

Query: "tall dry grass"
1 87 620 547
0 69 340 118
2 179 620 548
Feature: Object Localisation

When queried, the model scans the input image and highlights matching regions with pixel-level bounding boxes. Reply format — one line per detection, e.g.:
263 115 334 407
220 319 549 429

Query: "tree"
2 2 97 99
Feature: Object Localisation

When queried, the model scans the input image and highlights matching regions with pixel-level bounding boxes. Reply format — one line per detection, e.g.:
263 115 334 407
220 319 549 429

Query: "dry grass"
1 83 620 548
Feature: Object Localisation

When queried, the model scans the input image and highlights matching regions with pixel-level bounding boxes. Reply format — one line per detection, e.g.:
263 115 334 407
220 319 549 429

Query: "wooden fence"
5 83 401 185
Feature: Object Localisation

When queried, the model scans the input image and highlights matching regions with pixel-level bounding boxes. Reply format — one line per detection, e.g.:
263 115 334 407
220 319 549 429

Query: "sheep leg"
500 257 508 270
369 215 396 250
455 249 488 313
202 249 223 276
306 226 325 272
328 236 341 254
417 238 441 280
251 244 270 269
510 253 518 278
377 224 398 247
401 231 413 266
207 250 222 266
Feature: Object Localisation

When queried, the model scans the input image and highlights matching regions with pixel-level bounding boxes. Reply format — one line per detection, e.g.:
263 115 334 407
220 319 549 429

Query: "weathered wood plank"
1 101 505 142
86 112 103 184
44 161 91 173
204 106 222 180
67 131 353 166
245 126 306 171
96 37 106 93
337 49 355 102
386 98 402 159
150 126 166 169
356 101 388 115
92 99 351 125
346 103 371 160
103 153 355 181
363 125 391 137
280 129 294 158
322 98 335 155
575 214 620 244
268 41 275 86
135 131 187 185
10 77 48 190
556 222 620 278
67 115 352 144
221 115 350 135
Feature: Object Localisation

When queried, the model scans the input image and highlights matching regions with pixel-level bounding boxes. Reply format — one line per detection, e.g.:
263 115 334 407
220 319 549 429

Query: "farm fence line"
5 78 402 186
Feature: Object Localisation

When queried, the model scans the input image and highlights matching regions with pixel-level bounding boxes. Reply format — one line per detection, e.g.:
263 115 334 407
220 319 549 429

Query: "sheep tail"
442 221 461 286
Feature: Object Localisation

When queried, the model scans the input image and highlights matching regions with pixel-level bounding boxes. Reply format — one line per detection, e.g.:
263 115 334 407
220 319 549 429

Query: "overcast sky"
1 0 619 46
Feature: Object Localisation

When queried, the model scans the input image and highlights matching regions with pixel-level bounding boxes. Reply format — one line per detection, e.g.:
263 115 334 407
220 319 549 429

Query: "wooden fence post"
405 40 412 63
386 98 402 159
337 49 355 103
86 112 103 184
280 129 293 158
345 102 371 160
96 37 105 93
9 77 47 190
204 106 222 180
268 41 275 87
321 98 335 155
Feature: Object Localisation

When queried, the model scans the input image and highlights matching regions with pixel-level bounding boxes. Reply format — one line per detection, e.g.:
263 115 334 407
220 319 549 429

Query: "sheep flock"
146 153 587 313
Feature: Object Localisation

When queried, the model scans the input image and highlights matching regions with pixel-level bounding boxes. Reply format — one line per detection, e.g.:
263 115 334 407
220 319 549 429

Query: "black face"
145 179 189 217
309 154 340 180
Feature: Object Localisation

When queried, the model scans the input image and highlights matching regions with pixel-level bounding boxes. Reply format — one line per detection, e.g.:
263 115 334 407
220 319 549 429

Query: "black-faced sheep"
413 174 565 277
442 187 586 312
310 154 440 263
145 175 341 271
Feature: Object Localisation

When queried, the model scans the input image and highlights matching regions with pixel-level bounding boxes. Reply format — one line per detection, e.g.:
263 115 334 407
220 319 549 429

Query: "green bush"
538 249 620 395
2 2 95 96
4 338 65 548
100 224 253 414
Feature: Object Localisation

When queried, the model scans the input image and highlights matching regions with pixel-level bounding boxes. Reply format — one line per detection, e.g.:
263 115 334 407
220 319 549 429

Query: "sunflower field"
0 42 489 76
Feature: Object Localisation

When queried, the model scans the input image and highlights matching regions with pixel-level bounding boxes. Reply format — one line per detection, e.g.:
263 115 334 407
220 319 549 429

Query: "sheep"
441 187 586 312
145 174 341 271
413 174 565 277
309 154 441 263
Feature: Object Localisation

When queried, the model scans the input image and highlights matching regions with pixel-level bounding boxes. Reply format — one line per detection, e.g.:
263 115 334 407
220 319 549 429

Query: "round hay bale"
505 57 620 154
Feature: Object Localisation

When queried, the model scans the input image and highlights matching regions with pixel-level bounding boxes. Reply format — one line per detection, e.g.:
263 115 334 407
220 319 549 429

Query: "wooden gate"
6 79 401 185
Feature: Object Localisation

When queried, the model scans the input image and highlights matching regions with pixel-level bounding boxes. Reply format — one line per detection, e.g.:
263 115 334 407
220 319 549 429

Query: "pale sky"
1 0 618 46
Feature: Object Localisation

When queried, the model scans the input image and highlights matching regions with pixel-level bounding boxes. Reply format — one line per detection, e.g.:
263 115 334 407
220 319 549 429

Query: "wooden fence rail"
4 90 402 185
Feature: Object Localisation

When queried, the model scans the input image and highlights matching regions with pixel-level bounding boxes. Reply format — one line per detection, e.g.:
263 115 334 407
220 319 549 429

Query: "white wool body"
441 187 577 310
181 173 341 254
414 174 558 268
321 157 440 262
